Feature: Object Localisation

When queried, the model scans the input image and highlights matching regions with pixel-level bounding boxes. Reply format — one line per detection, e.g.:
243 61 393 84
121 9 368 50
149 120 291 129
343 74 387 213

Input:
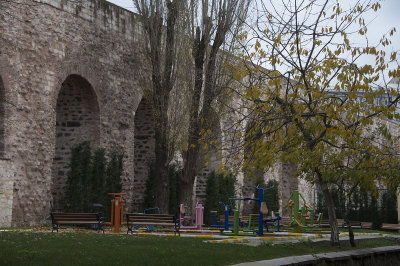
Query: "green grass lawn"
0 231 399 266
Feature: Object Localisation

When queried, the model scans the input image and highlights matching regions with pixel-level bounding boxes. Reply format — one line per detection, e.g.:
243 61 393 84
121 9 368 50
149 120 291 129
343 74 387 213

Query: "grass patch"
0 232 398 265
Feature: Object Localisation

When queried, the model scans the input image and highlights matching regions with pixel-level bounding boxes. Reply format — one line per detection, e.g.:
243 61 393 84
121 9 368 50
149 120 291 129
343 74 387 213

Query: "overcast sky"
106 0 400 84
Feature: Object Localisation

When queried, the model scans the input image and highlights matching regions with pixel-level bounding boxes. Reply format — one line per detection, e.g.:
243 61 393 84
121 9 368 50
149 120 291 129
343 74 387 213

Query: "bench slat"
130 222 175 226
55 221 100 224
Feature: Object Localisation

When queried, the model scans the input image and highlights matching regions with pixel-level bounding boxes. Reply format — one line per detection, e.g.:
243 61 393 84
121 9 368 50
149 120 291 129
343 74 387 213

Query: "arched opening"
0 76 5 157
51 74 100 210
132 98 155 211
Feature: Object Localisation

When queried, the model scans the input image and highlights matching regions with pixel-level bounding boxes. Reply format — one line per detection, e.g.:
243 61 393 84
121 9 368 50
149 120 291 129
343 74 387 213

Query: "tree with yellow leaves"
232 0 400 246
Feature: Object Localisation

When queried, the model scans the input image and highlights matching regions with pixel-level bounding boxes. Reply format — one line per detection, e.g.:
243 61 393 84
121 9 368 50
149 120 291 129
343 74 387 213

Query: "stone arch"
0 75 5 157
132 97 155 211
51 74 100 210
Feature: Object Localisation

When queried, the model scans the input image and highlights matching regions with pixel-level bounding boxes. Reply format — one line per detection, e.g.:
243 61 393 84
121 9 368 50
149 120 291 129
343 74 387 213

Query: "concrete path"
204 232 383 245
234 245 400 265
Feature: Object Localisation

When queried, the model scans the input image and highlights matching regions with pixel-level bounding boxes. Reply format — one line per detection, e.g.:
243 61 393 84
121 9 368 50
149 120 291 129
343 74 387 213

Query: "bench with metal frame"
51 212 104 233
126 213 179 236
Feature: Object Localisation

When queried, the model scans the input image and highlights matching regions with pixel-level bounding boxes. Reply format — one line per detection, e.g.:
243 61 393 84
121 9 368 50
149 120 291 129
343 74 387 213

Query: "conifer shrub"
316 186 397 227
143 161 158 210
64 142 124 221
168 164 182 215
143 161 182 214
204 171 236 225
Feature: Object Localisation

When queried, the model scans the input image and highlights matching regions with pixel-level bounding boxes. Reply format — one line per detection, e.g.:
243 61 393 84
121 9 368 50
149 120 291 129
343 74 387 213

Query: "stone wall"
0 76 4 157
0 0 149 226
0 159 14 227
51 75 101 210
194 114 223 206
279 162 299 216
195 151 222 205
4 0 396 227
132 98 155 211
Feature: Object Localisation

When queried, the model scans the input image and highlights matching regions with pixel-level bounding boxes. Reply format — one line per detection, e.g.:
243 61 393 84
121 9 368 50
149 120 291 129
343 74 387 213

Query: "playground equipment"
179 203 204 230
287 190 322 233
108 193 127 233
210 202 233 231
222 197 256 236
245 206 282 234
228 185 281 236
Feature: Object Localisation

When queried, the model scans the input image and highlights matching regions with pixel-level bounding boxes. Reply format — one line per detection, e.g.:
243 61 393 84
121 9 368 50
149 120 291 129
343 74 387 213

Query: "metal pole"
258 187 264 236
224 205 229 231
114 198 120 233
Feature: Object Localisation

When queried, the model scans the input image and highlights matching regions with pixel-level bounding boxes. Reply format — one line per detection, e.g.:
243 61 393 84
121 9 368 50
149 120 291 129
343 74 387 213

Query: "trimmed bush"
204 171 236 225
64 142 124 221
316 186 397 227
143 161 182 214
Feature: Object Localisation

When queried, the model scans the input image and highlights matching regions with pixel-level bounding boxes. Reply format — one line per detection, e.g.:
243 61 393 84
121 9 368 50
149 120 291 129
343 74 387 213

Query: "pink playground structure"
179 203 204 230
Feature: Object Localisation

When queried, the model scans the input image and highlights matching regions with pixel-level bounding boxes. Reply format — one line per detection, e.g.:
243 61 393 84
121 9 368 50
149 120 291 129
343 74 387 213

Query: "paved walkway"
204 232 383 245
234 245 400 265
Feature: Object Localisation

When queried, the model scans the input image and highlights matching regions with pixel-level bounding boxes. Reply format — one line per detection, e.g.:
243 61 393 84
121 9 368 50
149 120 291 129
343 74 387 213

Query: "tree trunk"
181 131 201 216
319 179 340 246
344 188 356 247
180 26 206 216
180 172 195 216
153 91 170 214
344 217 356 247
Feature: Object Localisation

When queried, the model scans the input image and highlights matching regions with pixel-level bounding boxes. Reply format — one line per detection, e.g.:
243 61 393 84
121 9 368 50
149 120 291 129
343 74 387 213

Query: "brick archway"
51 74 100 210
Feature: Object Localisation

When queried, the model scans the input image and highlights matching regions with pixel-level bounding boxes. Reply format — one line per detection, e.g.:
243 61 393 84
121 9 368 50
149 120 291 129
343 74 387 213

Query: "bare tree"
133 0 183 213
133 0 250 213
180 0 251 212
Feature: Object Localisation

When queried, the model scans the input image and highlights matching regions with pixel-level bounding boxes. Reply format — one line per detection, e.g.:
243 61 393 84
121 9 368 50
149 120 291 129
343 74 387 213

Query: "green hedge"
64 141 124 221
316 187 397 229
143 161 182 214
204 171 236 225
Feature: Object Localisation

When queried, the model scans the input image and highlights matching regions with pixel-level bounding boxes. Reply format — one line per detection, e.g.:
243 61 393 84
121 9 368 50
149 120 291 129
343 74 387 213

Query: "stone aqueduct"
0 0 155 226
0 0 342 227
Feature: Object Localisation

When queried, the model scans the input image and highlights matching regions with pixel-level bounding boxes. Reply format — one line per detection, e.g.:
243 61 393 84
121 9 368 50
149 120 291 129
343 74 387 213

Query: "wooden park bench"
51 212 104 233
361 222 373 229
319 219 343 228
218 215 261 228
279 217 291 226
218 215 243 225
342 220 362 228
382 223 400 231
245 212 282 231
319 219 362 229
126 213 179 236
